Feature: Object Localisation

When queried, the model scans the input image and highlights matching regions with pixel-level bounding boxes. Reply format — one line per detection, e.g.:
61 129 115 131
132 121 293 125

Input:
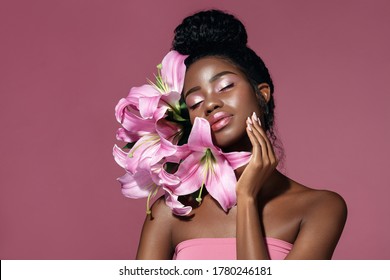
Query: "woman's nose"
204 93 223 115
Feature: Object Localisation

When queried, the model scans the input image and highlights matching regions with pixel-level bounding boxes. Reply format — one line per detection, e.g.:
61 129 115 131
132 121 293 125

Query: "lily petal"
156 119 182 144
139 135 177 170
159 90 181 113
160 50 187 93
187 117 215 151
164 144 192 164
121 106 156 135
130 84 160 99
127 134 161 173
139 95 161 119
150 163 181 187
114 97 131 124
116 127 140 143
118 172 154 199
205 156 237 212
172 152 204 195
113 145 128 169
164 188 192 216
224 151 252 170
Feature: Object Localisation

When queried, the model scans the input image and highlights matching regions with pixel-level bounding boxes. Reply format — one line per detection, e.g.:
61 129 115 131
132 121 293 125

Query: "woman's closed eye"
186 95 204 110
218 83 234 92
189 101 202 110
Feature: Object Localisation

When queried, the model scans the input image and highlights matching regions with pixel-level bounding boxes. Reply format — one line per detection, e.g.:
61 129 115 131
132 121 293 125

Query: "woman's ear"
257 83 271 103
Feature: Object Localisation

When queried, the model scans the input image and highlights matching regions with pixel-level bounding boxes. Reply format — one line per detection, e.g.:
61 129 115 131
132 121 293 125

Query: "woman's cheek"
226 87 259 118
224 90 243 108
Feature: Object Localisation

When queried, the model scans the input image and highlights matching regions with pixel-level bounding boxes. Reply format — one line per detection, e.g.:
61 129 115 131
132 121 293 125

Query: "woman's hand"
235 112 278 259
236 112 279 200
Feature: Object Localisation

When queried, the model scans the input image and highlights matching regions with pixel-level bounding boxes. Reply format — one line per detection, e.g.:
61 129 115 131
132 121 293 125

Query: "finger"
251 113 278 164
250 113 269 159
246 118 262 158
250 113 271 145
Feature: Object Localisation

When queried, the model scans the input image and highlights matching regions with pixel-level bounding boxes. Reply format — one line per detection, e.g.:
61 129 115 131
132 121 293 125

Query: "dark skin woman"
136 10 347 260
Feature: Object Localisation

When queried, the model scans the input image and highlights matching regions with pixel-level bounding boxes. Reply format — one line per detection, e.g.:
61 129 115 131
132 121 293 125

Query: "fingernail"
252 112 257 121
258 118 262 126
247 116 252 125
247 122 252 131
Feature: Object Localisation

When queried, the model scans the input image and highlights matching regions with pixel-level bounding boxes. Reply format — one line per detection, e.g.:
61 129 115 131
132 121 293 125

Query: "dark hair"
172 10 283 159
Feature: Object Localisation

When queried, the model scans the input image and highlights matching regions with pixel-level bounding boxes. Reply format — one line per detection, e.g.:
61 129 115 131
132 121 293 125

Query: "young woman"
135 10 347 260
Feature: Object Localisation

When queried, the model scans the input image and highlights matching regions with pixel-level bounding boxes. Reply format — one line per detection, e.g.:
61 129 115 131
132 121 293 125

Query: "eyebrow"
184 71 237 98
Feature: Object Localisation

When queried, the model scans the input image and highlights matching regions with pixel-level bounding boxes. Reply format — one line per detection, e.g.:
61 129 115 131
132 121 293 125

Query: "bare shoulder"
136 195 176 259
295 184 348 220
283 181 348 259
148 195 176 224
289 181 348 238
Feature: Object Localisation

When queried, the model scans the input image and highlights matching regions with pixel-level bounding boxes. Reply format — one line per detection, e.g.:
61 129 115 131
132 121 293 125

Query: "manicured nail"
252 112 257 122
258 118 262 126
247 116 252 125
246 121 252 131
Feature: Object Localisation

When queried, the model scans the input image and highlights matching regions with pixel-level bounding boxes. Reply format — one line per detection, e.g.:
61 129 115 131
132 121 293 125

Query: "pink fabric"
173 237 293 260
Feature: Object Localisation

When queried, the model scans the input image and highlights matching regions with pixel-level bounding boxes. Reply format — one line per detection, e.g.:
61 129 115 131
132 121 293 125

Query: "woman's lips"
209 112 233 132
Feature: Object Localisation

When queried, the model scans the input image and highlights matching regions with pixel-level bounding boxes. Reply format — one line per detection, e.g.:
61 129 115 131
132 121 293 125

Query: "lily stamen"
148 65 171 94
146 185 159 215
196 184 205 204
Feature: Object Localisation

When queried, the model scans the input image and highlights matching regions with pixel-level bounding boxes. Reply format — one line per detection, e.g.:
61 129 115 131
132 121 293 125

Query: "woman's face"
183 56 263 150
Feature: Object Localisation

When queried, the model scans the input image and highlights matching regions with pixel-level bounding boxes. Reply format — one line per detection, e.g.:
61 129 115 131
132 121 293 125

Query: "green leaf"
123 142 136 150
172 111 187 122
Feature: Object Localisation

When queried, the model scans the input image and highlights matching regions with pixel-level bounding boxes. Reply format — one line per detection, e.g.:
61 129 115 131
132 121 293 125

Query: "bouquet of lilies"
113 51 251 216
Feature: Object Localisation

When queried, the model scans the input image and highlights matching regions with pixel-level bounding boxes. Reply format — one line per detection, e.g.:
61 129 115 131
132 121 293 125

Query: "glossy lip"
208 111 233 132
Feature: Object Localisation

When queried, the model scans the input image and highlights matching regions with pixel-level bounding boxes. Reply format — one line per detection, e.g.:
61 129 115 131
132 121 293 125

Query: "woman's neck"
234 167 290 199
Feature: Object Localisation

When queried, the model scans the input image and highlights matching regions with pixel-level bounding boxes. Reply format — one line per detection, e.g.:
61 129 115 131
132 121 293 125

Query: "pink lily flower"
114 88 167 143
117 163 191 215
114 51 187 138
143 50 187 121
115 104 159 143
113 119 182 175
171 118 252 212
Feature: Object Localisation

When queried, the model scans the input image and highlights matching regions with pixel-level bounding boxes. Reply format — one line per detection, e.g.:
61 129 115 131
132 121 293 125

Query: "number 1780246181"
212 266 272 276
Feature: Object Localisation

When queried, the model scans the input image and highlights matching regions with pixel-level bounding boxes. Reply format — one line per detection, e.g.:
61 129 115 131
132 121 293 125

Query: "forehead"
184 56 243 85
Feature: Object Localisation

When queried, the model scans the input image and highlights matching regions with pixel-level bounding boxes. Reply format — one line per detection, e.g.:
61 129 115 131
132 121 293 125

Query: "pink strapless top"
173 237 293 260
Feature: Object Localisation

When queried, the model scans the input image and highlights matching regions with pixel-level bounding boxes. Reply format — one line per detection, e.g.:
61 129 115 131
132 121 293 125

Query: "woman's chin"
213 133 251 153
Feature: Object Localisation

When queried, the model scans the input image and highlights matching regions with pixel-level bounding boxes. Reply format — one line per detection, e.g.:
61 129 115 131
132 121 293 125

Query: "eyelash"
189 102 202 110
220 83 234 91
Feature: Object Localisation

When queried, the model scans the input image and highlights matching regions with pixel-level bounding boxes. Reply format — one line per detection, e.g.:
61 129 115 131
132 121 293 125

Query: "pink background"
1 0 389 260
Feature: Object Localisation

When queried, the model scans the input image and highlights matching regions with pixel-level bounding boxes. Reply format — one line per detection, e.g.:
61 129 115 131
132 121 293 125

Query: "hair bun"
172 10 248 55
